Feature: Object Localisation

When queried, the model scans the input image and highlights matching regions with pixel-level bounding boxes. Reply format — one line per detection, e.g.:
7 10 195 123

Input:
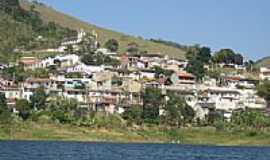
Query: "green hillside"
19 0 186 59
0 0 76 62
255 57 270 68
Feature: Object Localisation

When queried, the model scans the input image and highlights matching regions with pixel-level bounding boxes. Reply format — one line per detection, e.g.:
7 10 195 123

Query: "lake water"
0 141 269 160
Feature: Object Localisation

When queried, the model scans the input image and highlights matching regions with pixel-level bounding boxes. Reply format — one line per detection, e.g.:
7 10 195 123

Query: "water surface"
0 141 269 160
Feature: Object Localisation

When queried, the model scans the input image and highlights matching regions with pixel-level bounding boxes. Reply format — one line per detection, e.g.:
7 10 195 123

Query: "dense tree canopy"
30 87 48 110
186 46 211 63
185 46 211 81
104 39 119 52
186 58 205 81
232 110 270 129
257 81 270 102
142 88 164 123
81 52 120 66
15 99 32 120
153 66 174 78
122 105 143 125
163 93 195 126
212 49 244 65
0 92 7 112
78 33 97 53
48 97 78 123
2 65 28 83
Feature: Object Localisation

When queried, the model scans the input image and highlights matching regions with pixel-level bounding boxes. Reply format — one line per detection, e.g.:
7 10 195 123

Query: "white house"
96 48 117 56
260 67 270 80
66 64 104 75
204 87 243 111
140 70 156 80
170 72 196 85
22 78 51 101
164 59 188 71
90 72 113 91
218 63 246 70
61 29 86 46
192 96 215 120
0 78 21 100
40 54 80 68
63 88 87 103
224 76 257 89
19 57 42 70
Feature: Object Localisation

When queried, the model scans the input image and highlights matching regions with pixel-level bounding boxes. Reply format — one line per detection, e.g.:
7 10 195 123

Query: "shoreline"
1 139 270 148
1 122 270 146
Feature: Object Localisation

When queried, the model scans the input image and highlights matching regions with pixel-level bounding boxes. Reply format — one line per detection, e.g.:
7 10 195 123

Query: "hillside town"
0 29 269 123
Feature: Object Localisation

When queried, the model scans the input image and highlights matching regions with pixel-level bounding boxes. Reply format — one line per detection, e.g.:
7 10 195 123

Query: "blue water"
0 141 269 160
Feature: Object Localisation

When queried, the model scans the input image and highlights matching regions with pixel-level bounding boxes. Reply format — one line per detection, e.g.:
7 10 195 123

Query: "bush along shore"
1 111 270 146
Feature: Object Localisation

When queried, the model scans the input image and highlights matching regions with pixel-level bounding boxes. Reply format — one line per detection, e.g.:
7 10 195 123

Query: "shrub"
93 113 125 129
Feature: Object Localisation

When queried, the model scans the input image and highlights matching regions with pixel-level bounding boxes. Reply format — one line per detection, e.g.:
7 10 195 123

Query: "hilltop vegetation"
255 57 270 68
0 0 76 62
19 0 186 59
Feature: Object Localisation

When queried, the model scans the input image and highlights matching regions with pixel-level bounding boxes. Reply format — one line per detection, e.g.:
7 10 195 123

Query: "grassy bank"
1 122 270 146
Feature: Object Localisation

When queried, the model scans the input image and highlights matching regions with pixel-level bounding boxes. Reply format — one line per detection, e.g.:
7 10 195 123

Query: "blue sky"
39 0 269 60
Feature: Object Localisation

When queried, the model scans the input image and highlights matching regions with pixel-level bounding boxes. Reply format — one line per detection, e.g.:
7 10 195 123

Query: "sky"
39 0 269 60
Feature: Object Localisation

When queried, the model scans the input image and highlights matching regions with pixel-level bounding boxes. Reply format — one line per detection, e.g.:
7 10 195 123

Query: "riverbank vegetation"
1 120 270 146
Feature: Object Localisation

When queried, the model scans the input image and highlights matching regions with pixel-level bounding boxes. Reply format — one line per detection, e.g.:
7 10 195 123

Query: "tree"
163 93 195 126
29 68 49 78
234 54 244 65
212 49 234 64
30 87 47 110
81 52 95 65
257 81 270 107
15 99 32 120
65 72 83 79
81 51 120 66
212 49 243 65
122 105 143 125
186 58 205 81
30 4 36 12
2 65 29 83
186 46 211 63
244 60 254 72
65 45 74 54
48 97 78 123
185 46 211 80
153 66 174 78
105 39 119 52
103 55 121 67
142 88 164 124
0 92 11 124
79 33 97 53
231 110 270 129
207 70 221 80
81 51 104 66
0 92 7 114
198 47 211 64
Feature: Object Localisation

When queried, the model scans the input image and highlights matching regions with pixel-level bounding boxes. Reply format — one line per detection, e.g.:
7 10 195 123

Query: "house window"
97 81 103 87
